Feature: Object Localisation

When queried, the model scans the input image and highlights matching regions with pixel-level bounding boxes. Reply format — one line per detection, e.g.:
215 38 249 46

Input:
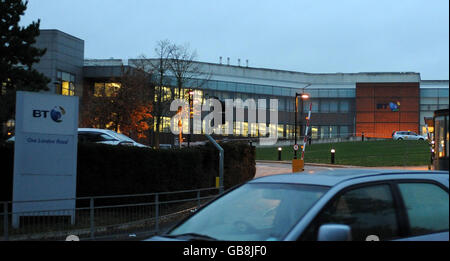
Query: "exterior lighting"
331 148 336 164
301 93 310 100
278 147 282 161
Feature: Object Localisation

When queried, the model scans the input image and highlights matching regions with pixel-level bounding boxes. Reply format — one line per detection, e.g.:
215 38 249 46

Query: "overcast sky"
20 0 449 80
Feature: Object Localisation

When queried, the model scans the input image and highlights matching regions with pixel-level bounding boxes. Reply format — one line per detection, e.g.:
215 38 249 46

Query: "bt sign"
32 106 66 123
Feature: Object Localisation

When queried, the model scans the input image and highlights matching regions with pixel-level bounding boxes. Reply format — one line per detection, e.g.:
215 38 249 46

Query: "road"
255 162 335 178
255 161 429 178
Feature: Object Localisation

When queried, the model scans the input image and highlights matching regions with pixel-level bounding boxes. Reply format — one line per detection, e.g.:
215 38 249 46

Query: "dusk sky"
20 0 449 80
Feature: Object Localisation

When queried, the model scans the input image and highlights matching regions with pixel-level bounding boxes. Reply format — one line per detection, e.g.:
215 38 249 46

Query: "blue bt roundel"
389 102 400 112
50 106 66 123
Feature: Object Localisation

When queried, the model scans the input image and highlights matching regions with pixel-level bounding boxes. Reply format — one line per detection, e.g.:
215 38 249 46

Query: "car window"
300 184 400 241
99 133 117 141
169 183 328 241
398 183 449 236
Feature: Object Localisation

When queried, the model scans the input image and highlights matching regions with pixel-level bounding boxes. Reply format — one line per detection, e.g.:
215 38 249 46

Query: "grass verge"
256 140 431 167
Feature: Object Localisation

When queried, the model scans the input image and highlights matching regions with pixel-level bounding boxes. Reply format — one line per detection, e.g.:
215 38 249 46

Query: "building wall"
419 80 449 135
34 30 84 96
356 82 420 138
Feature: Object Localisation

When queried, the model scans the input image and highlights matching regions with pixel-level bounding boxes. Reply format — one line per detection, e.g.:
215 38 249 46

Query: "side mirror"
317 224 352 241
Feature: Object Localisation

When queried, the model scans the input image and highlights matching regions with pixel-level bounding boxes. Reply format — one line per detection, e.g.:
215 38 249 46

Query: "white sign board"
12 91 79 228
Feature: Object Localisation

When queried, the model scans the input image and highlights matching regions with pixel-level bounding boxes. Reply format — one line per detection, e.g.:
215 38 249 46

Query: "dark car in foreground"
148 169 449 241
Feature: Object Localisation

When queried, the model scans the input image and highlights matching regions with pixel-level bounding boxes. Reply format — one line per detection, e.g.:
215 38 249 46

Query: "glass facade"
84 65 448 141
420 88 449 135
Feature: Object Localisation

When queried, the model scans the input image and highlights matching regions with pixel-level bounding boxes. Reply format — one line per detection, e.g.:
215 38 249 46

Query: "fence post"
90 198 95 240
155 194 159 233
3 202 8 241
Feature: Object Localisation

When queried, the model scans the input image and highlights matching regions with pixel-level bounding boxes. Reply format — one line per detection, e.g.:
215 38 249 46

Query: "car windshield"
106 130 135 143
168 183 329 241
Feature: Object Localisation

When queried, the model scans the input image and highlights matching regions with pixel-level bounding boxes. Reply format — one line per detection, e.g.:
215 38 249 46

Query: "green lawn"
255 140 432 167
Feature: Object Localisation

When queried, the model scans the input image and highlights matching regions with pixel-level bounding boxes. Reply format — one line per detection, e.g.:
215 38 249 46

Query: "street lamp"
294 84 311 159
187 89 195 147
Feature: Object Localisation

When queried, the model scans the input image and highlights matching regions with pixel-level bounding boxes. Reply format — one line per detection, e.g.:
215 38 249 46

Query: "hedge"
0 141 255 200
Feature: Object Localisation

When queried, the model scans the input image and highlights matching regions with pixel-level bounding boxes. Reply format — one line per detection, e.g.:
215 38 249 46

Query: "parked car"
6 128 149 148
78 128 149 147
392 131 427 141
148 169 449 241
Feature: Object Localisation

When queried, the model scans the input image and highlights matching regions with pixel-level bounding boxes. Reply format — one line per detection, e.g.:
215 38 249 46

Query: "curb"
255 160 429 170
256 160 354 168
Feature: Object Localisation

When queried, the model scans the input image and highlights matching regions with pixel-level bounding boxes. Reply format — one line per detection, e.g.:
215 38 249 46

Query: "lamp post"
278 147 282 161
294 86 311 159
187 89 194 147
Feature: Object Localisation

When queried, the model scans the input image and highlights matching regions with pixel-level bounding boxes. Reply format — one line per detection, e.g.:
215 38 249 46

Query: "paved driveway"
255 161 429 179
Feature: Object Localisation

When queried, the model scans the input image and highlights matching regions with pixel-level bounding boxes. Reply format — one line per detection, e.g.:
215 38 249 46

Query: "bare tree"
132 40 175 148
167 43 208 99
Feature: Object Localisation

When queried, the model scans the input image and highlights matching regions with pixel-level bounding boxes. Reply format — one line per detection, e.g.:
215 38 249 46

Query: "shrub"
0 141 255 201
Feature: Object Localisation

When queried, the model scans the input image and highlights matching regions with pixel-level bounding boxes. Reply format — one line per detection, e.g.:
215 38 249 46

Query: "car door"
299 183 403 241
394 181 449 241
408 131 418 140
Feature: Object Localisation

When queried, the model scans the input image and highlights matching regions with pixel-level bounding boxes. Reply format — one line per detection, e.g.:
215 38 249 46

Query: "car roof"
250 169 449 187
78 128 112 133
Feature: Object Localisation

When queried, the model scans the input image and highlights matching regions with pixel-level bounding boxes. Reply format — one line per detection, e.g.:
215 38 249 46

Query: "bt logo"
32 106 66 123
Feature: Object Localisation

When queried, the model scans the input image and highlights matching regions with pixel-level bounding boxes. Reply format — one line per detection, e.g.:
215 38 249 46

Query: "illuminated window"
243 122 249 136
311 127 318 139
57 71 75 96
155 86 173 102
105 83 121 97
277 124 284 138
94 82 121 97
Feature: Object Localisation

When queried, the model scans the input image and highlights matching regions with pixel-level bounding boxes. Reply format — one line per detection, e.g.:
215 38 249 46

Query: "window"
330 126 338 138
398 183 449 236
303 100 319 112
420 89 438 98
311 127 318 139
435 115 447 158
320 126 330 139
340 126 349 137
57 71 76 96
320 101 330 112
329 101 338 112
340 100 350 112
301 184 399 241
94 82 121 97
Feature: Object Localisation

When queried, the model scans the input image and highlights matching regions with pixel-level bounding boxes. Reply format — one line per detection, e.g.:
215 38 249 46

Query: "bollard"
278 147 282 161
362 132 365 142
331 148 336 164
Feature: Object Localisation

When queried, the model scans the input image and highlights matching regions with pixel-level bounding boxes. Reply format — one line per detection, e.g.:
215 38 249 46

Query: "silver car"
392 131 427 141
148 169 449 241
6 128 149 147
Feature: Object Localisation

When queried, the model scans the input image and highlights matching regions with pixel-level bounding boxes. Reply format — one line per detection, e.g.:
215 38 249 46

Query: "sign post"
12 91 79 228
